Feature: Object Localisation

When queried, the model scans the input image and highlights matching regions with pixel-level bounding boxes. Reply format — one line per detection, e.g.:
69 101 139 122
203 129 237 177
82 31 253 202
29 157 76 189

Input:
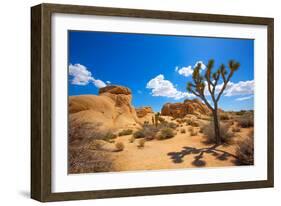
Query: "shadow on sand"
167 145 238 167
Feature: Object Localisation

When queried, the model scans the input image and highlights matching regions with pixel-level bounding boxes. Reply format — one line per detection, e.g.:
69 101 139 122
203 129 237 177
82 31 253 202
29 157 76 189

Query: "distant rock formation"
161 98 210 118
135 106 153 118
69 85 140 131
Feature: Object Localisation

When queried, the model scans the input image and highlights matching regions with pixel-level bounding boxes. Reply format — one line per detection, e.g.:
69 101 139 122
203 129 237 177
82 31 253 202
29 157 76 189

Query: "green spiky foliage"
155 112 161 127
187 59 240 145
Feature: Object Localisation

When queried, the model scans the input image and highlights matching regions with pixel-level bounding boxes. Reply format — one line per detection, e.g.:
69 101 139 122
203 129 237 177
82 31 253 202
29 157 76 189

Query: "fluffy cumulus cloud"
175 61 206 77
204 80 254 97
175 66 193 77
146 74 194 100
68 64 106 88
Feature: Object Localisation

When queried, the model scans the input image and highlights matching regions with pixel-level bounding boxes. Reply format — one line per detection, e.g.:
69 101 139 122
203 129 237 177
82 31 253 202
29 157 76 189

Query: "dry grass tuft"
68 147 113 173
115 142 125 152
202 122 234 144
180 128 186 134
235 136 254 165
156 127 175 140
188 127 197 136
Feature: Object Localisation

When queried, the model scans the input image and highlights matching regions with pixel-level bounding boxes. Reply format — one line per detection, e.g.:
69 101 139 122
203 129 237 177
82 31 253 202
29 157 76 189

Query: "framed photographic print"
31 3 274 202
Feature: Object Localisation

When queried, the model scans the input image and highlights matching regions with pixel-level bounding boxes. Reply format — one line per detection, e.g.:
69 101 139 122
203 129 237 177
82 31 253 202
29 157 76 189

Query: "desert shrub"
236 110 247 115
68 147 113 173
88 140 105 150
186 119 199 127
103 131 117 142
133 125 158 140
232 126 241 133
68 121 103 142
188 127 197 136
137 139 146 148
165 122 177 129
202 122 234 144
129 136 135 143
118 129 133 136
237 118 254 128
115 142 124 152
235 137 254 165
133 130 146 139
157 128 175 140
186 119 192 126
220 113 230 120
180 129 186 134
191 121 199 127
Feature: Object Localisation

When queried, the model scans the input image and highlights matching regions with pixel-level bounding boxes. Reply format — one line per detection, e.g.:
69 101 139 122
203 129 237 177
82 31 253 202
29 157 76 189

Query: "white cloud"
93 79 106 88
176 60 206 77
194 61 206 70
177 66 193 77
146 74 194 100
68 63 106 88
224 80 254 96
69 64 93 85
106 81 111 84
235 95 254 101
204 80 254 97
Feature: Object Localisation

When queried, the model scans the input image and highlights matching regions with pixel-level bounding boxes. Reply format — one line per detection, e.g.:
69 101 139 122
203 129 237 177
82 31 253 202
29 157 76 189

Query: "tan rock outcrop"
161 98 211 118
69 85 140 131
135 106 153 118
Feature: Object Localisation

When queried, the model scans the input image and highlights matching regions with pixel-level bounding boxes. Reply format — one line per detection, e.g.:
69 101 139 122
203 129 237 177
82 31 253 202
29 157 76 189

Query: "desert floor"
109 116 251 172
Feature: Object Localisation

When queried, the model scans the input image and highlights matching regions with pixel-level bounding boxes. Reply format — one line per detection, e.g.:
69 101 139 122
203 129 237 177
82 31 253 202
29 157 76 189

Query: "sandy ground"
109 117 250 172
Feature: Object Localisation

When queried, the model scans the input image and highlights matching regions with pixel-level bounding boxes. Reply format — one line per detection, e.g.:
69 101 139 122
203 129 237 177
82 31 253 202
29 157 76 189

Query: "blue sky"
68 30 254 112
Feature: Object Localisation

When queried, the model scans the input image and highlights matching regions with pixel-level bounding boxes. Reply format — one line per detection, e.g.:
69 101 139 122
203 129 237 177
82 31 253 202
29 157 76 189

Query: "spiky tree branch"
187 59 240 107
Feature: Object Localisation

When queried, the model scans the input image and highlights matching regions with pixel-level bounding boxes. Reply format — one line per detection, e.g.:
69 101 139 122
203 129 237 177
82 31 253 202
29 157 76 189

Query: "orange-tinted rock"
161 98 211 118
135 106 153 118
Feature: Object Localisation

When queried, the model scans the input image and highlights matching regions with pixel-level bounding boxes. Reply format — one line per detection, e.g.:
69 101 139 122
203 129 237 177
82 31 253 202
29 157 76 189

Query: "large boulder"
69 85 140 131
161 98 210 118
135 106 153 118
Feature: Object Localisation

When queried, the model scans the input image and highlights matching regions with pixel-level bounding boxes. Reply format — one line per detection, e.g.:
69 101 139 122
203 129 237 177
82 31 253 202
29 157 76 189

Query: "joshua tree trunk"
212 109 221 145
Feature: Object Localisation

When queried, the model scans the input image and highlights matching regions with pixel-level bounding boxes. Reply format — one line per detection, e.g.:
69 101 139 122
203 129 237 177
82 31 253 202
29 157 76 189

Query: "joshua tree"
187 59 240 145
155 112 160 127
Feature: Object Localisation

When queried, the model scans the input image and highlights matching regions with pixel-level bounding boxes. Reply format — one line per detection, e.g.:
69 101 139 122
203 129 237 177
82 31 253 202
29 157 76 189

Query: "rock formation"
69 85 140 131
135 106 153 118
161 98 210 118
